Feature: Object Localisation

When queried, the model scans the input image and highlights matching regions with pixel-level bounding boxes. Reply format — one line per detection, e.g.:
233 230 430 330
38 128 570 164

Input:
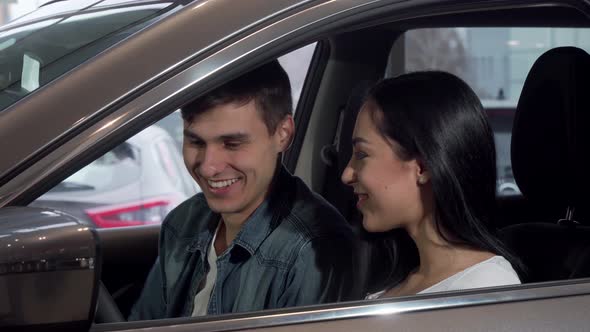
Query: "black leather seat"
321 81 371 222
500 47 590 283
321 81 405 294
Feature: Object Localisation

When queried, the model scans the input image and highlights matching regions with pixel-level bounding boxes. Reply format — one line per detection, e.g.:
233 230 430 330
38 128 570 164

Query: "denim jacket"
129 166 357 320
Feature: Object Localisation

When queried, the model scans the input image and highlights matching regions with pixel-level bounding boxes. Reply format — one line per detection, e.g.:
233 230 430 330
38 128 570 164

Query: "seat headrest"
511 47 590 208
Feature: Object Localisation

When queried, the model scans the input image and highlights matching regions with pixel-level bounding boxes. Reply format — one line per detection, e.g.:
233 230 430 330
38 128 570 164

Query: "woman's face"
341 101 428 232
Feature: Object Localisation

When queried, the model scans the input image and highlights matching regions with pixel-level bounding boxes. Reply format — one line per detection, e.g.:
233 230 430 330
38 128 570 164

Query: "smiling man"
129 60 356 320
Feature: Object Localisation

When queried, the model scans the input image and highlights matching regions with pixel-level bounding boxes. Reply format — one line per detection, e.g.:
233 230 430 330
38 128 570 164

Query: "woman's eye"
354 151 367 160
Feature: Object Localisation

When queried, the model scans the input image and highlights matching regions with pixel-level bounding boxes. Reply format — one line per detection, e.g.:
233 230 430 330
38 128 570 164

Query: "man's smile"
207 178 240 189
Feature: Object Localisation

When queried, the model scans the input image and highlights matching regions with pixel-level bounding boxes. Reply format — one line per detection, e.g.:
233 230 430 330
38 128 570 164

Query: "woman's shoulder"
425 256 521 293
366 256 521 299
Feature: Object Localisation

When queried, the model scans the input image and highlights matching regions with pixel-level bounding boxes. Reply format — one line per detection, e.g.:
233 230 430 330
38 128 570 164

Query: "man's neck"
213 221 228 256
215 162 283 251
219 215 244 248
215 163 282 254
214 202 263 255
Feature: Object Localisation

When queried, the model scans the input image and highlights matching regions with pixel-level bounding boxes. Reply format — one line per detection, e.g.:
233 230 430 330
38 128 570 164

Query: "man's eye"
224 141 241 150
186 138 204 147
354 151 367 160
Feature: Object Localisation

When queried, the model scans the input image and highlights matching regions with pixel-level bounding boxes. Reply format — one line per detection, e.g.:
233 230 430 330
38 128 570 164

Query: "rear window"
396 27 590 196
0 0 179 112
50 142 140 193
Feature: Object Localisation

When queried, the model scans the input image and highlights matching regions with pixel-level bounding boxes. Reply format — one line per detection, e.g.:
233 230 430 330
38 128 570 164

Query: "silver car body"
0 0 589 331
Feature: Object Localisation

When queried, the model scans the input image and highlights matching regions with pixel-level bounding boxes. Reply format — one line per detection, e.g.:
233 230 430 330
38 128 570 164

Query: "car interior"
19 1 590 325
499 46 590 283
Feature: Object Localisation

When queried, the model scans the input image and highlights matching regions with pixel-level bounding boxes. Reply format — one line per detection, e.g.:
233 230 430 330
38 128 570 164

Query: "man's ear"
276 115 295 152
415 159 430 185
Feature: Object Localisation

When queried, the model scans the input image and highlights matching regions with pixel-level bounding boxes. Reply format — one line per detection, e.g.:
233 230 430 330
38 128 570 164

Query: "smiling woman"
342 71 523 297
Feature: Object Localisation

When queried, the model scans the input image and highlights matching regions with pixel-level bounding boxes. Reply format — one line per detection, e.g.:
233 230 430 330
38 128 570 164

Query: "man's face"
183 100 293 222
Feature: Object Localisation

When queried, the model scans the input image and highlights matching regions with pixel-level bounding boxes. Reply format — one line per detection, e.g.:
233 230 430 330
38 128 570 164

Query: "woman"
341 71 522 297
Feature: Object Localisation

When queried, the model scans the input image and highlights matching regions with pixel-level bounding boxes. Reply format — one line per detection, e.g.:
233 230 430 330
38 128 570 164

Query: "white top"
191 224 220 317
366 256 520 299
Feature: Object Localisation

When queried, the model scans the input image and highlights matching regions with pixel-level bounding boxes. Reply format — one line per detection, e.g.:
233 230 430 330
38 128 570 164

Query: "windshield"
0 0 180 112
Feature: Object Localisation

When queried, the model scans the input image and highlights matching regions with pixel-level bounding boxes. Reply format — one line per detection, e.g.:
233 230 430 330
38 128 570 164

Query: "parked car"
0 0 589 331
30 122 198 228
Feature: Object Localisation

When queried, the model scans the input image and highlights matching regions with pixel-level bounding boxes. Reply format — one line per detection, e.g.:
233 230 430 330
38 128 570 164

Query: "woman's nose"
341 159 356 185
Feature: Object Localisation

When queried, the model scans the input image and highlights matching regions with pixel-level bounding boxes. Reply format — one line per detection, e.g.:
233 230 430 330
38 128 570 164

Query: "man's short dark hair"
181 60 293 134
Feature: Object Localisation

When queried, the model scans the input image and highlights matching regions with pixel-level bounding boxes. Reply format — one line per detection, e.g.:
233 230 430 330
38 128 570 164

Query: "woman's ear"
416 159 430 185
276 115 295 152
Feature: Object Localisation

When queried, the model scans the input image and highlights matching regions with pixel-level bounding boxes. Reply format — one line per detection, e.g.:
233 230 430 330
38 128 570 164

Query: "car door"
1 0 590 331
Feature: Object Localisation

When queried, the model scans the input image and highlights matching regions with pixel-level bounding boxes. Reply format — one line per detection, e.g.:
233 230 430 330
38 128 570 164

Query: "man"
129 60 356 319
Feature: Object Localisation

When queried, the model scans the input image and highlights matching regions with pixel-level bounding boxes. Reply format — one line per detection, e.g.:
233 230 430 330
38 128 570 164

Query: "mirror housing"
0 207 100 332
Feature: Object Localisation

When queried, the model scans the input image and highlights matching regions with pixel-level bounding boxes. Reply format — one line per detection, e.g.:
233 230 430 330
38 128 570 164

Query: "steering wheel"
95 281 126 323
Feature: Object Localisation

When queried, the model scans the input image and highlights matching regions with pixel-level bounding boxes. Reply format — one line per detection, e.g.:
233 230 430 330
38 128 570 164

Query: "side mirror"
0 207 100 332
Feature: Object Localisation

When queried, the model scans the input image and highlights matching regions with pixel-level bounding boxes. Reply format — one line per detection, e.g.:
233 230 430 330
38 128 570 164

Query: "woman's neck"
407 213 457 277
405 215 495 287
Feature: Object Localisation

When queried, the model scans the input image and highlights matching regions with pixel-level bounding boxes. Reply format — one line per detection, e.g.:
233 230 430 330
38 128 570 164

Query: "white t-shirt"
367 256 520 299
418 255 520 293
191 225 220 317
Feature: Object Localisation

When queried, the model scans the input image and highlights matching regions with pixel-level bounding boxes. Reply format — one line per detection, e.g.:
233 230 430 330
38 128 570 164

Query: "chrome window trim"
92 279 590 332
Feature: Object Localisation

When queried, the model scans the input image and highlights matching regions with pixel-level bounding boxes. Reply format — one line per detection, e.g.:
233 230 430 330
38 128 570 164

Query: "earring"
418 176 427 185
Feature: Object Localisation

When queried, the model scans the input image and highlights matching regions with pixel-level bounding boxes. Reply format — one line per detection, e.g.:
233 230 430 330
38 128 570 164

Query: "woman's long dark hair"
363 71 525 292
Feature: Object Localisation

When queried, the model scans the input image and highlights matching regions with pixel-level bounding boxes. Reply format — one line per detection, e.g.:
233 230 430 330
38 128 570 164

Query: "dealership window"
392 27 590 196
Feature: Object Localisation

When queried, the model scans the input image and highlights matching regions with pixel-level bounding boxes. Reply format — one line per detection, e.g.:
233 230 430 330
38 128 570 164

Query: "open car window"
28 43 318 230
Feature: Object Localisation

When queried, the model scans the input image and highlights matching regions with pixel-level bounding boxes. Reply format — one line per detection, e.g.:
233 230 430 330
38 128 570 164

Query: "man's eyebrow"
351 137 368 146
183 129 202 140
219 133 250 141
183 130 250 142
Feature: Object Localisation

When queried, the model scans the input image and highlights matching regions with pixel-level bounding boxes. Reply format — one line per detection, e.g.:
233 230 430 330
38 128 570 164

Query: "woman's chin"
362 216 391 233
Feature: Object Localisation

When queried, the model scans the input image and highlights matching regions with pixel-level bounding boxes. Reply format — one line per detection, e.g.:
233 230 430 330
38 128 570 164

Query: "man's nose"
341 159 356 185
198 147 225 178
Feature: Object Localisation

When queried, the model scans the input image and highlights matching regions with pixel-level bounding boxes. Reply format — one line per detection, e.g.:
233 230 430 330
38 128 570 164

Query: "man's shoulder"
286 175 352 238
262 173 354 262
257 177 354 269
161 193 213 238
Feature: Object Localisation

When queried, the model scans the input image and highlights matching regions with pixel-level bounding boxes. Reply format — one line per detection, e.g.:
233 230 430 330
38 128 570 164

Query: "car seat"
500 46 590 283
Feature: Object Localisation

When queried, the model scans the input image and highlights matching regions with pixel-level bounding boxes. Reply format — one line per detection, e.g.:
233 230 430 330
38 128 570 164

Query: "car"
0 0 589 331
30 121 198 228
